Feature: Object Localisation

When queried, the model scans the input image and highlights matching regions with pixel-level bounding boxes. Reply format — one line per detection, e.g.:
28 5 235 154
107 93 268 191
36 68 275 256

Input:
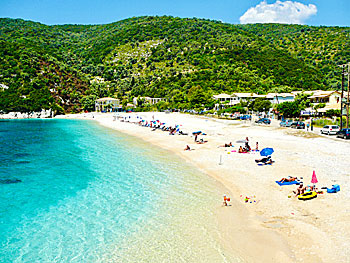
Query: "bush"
312 117 346 127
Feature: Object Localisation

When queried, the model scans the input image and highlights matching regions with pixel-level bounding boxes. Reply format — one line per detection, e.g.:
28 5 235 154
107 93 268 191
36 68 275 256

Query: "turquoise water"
0 119 237 262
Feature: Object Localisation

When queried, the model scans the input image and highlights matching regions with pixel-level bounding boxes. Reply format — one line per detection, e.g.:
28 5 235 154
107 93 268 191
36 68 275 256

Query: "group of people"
237 137 259 153
277 177 316 196
129 118 189 136
293 183 315 196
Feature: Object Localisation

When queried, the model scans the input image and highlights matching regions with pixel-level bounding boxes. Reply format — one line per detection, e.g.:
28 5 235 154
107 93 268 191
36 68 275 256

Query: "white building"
132 97 166 106
95 97 120 112
213 94 240 106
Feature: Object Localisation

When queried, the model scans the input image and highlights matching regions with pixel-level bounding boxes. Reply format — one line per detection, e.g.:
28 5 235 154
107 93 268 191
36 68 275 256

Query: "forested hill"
0 16 349 113
236 24 350 89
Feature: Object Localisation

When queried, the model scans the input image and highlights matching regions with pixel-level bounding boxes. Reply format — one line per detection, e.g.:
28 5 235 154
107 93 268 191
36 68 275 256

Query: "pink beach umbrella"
311 170 318 184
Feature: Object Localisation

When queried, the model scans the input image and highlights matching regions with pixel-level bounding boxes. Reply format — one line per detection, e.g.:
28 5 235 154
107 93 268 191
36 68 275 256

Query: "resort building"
308 90 342 113
213 90 342 114
95 97 120 112
232 93 264 101
213 93 264 110
213 94 240 106
132 97 166 106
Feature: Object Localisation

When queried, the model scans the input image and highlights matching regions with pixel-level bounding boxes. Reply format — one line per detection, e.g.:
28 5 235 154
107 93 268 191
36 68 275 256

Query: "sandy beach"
57 112 350 262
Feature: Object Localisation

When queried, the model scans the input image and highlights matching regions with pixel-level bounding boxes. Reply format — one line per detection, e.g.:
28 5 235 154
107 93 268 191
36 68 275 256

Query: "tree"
80 95 97 112
325 109 340 117
249 98 272 113
187 86 214 109
277 101 300 117
136 97 145 107
313 103 326 114
122 99 128 109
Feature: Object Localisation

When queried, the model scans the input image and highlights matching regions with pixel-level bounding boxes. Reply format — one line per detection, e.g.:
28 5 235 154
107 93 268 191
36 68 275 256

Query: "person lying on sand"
219 142 232 147
278 177 297 183
196 138 208 144
255 156 271 163
184 145 191 151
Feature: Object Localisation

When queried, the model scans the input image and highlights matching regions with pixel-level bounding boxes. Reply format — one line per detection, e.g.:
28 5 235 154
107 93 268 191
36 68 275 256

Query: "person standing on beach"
195 134 198 142
307 122 310 131
223 195 230 206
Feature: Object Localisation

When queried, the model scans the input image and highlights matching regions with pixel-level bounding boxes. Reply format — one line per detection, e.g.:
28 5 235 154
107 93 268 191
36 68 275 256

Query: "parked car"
320 125 340 135
336 128 350 139
240 115 251 120
290 121 305 129
279 120 293 127
255 118 271 124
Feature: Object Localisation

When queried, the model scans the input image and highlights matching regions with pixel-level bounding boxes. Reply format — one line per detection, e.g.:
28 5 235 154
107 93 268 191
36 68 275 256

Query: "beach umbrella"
192 131 202 135
311 170 318 184
260 148 274 156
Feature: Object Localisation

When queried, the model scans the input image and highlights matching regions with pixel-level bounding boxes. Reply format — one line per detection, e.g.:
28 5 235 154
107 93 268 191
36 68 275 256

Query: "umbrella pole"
219 154 223 165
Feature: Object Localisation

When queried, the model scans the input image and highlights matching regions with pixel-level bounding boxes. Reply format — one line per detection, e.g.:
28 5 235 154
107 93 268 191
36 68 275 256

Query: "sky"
0 0 349 26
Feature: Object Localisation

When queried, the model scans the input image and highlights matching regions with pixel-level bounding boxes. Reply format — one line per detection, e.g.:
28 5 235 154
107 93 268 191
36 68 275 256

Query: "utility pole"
347 64 350 129
340 65 345 130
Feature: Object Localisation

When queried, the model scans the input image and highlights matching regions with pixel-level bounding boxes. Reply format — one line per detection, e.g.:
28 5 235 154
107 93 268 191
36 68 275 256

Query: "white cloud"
240 1 317 24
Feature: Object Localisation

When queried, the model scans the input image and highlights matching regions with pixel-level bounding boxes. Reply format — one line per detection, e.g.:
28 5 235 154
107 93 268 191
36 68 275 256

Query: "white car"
320 125 340 135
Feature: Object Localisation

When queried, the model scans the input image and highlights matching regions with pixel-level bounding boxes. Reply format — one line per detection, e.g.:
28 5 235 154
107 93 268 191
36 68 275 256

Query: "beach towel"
257 163 273 166
275 181 300 186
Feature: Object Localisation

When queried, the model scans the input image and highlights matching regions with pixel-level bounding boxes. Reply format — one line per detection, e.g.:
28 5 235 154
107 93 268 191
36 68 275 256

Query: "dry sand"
57 112 350 263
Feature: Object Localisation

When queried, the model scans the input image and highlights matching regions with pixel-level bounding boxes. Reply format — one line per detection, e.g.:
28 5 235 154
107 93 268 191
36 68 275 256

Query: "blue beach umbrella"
260 148 274 156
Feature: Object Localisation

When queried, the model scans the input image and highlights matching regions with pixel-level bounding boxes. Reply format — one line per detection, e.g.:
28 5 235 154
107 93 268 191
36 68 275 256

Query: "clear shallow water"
0 119 239 262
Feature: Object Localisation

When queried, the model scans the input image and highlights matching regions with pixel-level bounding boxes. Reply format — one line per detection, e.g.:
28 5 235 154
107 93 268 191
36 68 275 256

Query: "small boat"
298 191 317 200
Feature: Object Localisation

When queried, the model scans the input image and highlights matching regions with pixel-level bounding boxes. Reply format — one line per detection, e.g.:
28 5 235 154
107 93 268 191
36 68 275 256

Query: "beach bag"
327 187 336 193
333 184 340 192
327 184 340 193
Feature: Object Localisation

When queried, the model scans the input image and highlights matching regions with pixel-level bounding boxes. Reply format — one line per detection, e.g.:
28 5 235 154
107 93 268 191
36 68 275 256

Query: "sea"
0 119 239 262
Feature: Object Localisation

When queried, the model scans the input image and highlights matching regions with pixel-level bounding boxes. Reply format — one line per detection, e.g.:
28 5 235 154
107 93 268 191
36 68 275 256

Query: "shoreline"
56 112 350 262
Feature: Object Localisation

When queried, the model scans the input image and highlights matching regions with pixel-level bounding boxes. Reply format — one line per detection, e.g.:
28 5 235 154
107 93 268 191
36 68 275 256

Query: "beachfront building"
213 94 240 106
213 93 265 110
308 90 342 113
132 97 166 106
232 93 264 101
95 97 120 112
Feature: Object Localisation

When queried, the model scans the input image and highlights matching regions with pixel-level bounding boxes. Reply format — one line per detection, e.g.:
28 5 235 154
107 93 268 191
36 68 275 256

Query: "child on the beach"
223 195 230 206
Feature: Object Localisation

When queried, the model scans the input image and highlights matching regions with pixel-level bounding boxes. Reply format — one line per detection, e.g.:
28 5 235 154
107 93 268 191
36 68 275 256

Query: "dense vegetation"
237 24 350 89
0 16 349 113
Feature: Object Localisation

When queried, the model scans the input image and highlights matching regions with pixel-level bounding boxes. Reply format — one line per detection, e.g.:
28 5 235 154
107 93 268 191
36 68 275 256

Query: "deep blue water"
0 119 233 262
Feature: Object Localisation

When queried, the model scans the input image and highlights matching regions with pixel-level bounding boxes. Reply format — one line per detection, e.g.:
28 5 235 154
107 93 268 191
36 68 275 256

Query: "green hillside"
237 23 350 89
0 16 348 113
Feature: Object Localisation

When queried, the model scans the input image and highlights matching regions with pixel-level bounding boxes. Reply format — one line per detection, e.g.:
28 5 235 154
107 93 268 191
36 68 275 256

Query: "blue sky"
0 0 348 26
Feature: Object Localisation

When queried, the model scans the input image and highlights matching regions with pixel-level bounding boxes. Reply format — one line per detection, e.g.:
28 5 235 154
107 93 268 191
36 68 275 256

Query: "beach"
58 112 350 262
